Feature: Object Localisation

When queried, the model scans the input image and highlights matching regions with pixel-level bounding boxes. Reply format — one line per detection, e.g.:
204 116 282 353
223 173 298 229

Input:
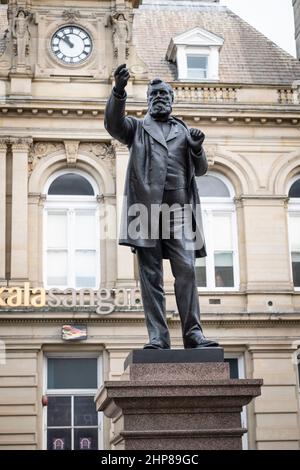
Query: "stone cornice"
1 103 300 126
1 311 300 328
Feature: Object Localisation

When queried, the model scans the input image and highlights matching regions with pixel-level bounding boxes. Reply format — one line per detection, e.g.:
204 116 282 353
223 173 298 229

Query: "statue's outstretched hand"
114 63 130 95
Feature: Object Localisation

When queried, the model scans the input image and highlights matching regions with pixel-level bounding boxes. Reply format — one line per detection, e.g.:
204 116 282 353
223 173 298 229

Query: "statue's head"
113 12 125 21
17 9 26 18
147 79 174 120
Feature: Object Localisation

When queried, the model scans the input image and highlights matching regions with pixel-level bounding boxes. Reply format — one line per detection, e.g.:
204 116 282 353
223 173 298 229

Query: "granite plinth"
96 350 262 450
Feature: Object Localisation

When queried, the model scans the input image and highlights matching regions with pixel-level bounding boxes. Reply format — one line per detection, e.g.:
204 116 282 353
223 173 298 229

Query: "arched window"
196 172 239 290
48 173 94 196
288 175 300 288
44 170 100 289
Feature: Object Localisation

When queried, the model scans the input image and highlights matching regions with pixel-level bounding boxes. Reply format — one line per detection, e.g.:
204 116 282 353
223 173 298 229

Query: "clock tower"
0 0 147 94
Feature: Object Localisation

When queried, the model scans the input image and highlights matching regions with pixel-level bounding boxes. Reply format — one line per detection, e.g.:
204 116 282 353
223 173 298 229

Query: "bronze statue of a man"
105 64 218 350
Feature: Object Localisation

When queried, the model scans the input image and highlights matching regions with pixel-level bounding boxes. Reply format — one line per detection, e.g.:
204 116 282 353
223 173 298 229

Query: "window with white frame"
44 171 100 289
45 355 102 450
187 54 208 79
288 176 300 288
195 173 239 290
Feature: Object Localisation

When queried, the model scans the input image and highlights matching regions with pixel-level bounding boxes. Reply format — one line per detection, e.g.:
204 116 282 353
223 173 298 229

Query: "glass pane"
214 252 234 287
75 212 96 249
290 216 300 251
224 359 239 379
47 429 71 450
74 396 98 426
213 215 233 251
196 175 231 197
48 358 98 389
47 212 67 248
292 253 300 287
187 68 206 79
48 174 94 196
47 396 71 427
187 55 208 69
75 251 96 288
292 252 300 262
74 428 98 450
195 258 206 287
47 251 68 286
289 178 300 198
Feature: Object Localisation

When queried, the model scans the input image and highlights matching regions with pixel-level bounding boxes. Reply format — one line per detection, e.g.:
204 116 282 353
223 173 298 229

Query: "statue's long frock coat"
105 91 208 258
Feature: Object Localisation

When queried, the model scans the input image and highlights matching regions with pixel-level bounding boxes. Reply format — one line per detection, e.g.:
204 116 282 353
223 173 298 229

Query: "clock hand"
62 35 74 48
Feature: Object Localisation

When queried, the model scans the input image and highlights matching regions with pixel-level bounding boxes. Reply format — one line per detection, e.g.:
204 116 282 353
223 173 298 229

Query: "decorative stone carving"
10 136 33 152
204 144 217 168
28 142 64 174
0 138 9 152
108 11 132 63
12 8 32 72
0 29 9 57
80 142 115 176
64 140 80 166
111 139 128 154
62 9 81 21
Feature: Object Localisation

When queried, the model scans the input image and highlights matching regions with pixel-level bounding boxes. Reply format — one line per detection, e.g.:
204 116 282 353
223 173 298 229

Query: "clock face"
51 26 92 64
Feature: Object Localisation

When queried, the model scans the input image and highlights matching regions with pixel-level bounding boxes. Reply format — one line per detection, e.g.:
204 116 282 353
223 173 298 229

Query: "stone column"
28 193 41 287
10 137 32 284
0 139 7 284
114 141 136 287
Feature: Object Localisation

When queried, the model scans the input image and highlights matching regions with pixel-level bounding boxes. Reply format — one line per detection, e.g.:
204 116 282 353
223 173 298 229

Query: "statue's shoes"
143 342 170 350
185 338 219 349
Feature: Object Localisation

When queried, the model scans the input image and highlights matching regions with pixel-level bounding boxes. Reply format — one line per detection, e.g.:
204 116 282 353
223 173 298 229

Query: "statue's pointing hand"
114 63 130 95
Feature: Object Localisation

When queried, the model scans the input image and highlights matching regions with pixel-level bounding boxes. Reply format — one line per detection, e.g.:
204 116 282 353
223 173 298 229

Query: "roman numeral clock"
51 25 92 64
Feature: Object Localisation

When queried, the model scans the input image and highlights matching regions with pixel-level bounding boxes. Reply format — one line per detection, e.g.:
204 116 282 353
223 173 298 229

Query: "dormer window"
166 27 224 81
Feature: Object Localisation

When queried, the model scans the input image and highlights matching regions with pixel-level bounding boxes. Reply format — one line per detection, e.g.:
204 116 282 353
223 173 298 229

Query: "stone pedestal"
95 349 262 450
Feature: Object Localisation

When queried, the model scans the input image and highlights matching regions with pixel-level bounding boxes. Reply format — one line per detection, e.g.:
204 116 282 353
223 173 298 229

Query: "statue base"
95 349 262 450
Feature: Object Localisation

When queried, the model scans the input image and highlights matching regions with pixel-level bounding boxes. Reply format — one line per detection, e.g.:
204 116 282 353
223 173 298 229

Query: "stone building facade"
0 0 300 450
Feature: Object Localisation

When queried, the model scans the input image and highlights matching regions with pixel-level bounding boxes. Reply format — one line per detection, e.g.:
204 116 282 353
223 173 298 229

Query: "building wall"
0 0 300 450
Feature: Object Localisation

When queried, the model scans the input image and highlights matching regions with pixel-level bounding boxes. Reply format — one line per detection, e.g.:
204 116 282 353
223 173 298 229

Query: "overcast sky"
220 0 296 57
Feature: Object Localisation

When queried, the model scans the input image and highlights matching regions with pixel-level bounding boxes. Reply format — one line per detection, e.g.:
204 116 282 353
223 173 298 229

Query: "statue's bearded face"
147 83 173 120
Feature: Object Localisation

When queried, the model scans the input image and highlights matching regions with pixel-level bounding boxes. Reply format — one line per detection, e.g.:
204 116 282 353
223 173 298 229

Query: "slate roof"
133 1 300 85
